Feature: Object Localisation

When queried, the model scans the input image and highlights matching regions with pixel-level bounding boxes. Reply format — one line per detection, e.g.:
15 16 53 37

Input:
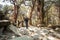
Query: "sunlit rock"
8 25 22 36
8 35 33 40
19 28 29 35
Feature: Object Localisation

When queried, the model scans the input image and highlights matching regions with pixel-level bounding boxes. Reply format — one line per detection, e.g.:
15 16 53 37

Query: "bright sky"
0 0 13 6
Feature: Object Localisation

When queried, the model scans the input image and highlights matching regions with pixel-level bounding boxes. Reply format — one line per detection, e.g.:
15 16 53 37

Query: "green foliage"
3 5 8 14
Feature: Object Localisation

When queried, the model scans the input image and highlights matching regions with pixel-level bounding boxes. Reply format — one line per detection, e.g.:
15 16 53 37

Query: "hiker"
24 17 29 29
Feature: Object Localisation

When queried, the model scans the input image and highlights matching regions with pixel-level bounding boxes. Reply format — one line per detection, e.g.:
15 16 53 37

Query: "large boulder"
8 35 33 40
8 25 22 36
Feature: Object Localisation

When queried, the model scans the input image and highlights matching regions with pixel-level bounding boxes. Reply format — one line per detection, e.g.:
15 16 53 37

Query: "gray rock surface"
0 25 60 40
8 35 33 40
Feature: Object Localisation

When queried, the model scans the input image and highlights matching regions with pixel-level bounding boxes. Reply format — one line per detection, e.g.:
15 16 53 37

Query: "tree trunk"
37 0 44 26
29 0 36 25
13 0 18 24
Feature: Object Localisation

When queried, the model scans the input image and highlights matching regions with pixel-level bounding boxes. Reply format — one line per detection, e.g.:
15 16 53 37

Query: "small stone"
31 33 40 40
43 37 49 40
19 28 29 35
47 36 56 40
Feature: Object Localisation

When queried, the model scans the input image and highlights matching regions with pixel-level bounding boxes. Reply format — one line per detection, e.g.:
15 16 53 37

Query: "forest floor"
0 25 60 40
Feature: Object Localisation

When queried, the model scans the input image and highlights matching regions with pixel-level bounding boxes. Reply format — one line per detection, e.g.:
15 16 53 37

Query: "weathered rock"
8 25 22 36
43 37 49 40
36 29 49 36
18 27 30 35
1 26 60 40
19 28 29 35
47 36 58 40
31 34 40 40
8 35 33 40
28 27 40 32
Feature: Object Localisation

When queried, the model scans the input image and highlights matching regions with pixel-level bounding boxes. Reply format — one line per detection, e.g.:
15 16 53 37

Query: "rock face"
8 35 33 40
19 28 29 35
9 26 60 40
1 25 60 40
8 25 22 36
